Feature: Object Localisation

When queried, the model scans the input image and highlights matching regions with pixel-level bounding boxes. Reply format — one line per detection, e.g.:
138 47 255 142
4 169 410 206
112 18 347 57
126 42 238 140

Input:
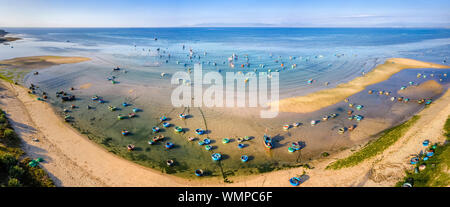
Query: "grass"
327 115 420 170
395 116 450 187
0 108 55 187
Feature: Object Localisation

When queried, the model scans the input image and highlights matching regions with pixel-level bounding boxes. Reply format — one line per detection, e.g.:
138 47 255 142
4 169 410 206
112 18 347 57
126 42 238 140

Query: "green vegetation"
0 108 55 187
395 116 450 187
327 115 420 170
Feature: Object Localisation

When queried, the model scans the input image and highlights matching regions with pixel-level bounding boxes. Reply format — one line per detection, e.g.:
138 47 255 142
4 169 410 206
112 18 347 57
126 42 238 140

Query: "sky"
0 0 449 27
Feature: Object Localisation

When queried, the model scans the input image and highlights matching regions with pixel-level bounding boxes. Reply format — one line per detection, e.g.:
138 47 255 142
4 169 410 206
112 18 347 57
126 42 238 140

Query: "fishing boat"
422 140 430 147
338 128 345 134
243 136 251 141
241 155 249 162
330 113 337 118
356 105 363 110
188 137 196 141
322 115 329 121
162 122 170 128
108 106 117 111
152 135 164 142
237 137 243 143
368 90 373 94
160 116 167 121
174 126 183 133
166 160 174 166
152 127 160 133
165 142 174 149
179 113 186 119
198 140 205 145
211 153 222 161
410 157 419 165
132 108 141 113
283 125 290 130
310 120 317 126
203 138 211 145
195 128 205 135
238 143 245 148
355 115 363 122
263 134 273 149
348 125 355 131
289 177 302 186
293 122 301 127
99 99 105 104
222 138 230 144
147 140 155 145
128 113 136 118
391 97 396 101
121 130 129 136
122 102 129 107
288 147 296 153
127 144 135 151
195 169 203 176
347 110 353 115
91 95 99 101
205 145 212 151
117 115 127 120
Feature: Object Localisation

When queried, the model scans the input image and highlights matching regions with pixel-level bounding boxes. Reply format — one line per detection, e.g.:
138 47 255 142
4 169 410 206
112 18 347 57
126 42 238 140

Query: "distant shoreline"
274 58 450 113
0 29 21 43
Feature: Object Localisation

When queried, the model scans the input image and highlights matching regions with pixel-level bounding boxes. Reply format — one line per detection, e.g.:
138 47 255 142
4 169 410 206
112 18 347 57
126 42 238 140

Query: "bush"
7 178 22 187
8 165 24 179
0 153 17 170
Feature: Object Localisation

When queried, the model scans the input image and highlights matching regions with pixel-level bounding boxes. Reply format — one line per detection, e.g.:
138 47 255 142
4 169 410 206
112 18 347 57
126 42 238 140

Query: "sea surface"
0 28 449 178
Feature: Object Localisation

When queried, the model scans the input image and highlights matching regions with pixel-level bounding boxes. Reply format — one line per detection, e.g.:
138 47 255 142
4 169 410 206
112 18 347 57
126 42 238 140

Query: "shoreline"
275 58 450 113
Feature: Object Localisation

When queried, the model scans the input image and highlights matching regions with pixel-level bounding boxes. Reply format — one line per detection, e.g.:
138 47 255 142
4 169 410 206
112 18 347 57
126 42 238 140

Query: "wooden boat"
263 134 273 149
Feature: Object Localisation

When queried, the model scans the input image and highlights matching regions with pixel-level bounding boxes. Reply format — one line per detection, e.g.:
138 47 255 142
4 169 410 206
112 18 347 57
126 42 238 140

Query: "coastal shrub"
8 165 24 179
327 115 420 170
0 153 17 170
19 158 55 187
7 178 22 187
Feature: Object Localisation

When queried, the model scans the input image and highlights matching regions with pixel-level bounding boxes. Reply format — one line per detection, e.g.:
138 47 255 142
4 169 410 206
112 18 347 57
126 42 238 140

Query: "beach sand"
0 56 91 70
275 58 450 113
397 80 443 99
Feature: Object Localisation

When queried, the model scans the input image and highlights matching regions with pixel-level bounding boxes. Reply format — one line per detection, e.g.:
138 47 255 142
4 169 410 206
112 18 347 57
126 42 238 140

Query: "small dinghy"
422 140 430 147
289 177 302 186
165 142 174 149
148 140 155 145
198 140 205 145
310 120 317 126
132 108 141 113
174 126 183 133
205 145 212 151
368 90 373 94
121 130 129 136
166 160 174 166
222 138 230 144
108 106 117 111
117 115 127 120
91 95 99 101
238 143 245 148
128 113 136 118
390 97 396 101
356 105 363 110
348 125 355 131
338 128 345 134
195 169 203 176
203 138 211 145
99 99 105 104
195 128 205 135
263 134 273 149
241 155 249 162
152 127 160 133
162 122 171 128
293 122 301 127
410 157 419 165
330 113 337 118
322 115 329 121
179 113 186 119
426 149 434 157
237 137 244 143
152 135 164 142
211 153 222 161
160 116 167 121
122 102 129 107
127 144 135 151
188 137 196 141
283 124 290 130
243 136 251 141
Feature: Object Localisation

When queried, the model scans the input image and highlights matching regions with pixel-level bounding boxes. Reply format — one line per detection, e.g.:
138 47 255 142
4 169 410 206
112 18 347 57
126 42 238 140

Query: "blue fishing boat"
162 122 171 128
211 153 221 161
289 177 302 186
238 143 245 149
263 134 273 149
165 142 174 149
241 155 248 162
152 127 160 133
195 128 205 135
132 108 141 113
160 116 167 121
195 169 203 176
203 138 211 145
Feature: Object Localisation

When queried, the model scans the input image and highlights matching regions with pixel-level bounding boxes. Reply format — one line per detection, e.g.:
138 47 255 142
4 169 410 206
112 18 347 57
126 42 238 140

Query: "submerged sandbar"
0 56 91 70
275 58 450 113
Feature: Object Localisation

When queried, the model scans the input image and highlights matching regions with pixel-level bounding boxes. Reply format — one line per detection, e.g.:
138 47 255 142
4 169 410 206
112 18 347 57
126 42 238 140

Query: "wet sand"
0 56 91 70
275 58 450 113
397 80 443 99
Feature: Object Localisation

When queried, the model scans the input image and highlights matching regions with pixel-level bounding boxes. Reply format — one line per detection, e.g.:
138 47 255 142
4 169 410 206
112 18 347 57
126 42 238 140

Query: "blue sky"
0 0 449 27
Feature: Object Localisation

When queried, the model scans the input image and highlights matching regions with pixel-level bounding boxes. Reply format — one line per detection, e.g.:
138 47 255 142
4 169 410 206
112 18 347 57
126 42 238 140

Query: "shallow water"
1 28 450 178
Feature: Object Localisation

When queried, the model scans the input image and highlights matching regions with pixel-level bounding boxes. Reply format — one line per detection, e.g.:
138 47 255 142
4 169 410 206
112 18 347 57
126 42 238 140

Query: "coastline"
0 55 448 186
275 58 450 113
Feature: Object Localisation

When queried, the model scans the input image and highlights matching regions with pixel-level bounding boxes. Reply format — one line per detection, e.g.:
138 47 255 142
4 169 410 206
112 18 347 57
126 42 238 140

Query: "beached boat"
211 153 221 161
121 130 129 136
166 160 174 166
174 126 183 133
222 138 230 144
330 113 337 118
152 127 160 133
238 143 245 148
122 102 129 107
426 149 434 157
289 177 302 186
205 145 212 151
241 155 249 162
108 106 117 111
188 137 196 142
310 120 317 126
288 147 296 153
348 125 355 131
356 105 363 110
160 116 167 121
355 115 363 122
391 97 396 101
347 110 353 115
91 95 99 100
198 140 205 145
128 113 136 118
322 115 328 121
283 124 290 130
195 169 203 176
117 115 127 120
338 127 345 134
263 134 273 149
195 128 205 135
422 140 430 147
237 137 243 143
162 122 171 128
203 138 211 145
127 144 135 151
179 113 186 119
410 157 419 165
98 99 105 104
368 90 373 94
165 142 174 149
132 108 141 113
152 135 164 142
293 122 301 127
148 140 155 145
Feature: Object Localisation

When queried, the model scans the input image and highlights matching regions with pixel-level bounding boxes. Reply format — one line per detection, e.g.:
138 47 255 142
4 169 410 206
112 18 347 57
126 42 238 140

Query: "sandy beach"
275 58 450 113
0 56 448 186
0 56 91 70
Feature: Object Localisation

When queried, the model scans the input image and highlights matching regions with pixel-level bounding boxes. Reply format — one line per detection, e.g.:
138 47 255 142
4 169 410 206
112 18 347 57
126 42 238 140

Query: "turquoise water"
1 28 449 179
